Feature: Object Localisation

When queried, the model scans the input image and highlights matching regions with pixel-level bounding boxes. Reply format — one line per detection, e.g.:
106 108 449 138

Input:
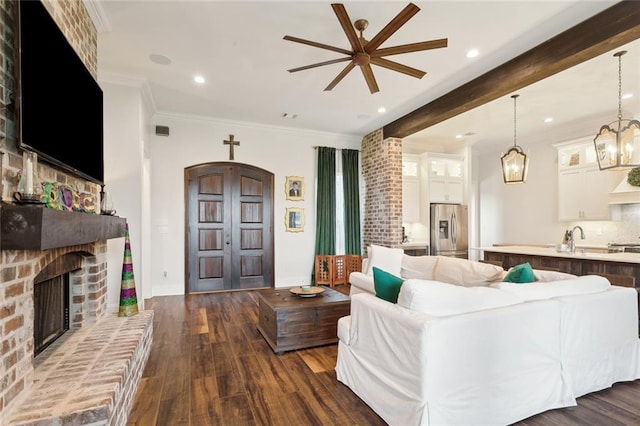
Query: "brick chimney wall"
0 0 99 202
0 0 103 418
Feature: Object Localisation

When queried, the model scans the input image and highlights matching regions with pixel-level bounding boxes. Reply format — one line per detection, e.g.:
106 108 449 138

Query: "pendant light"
501 94 529 184
593 50 640 170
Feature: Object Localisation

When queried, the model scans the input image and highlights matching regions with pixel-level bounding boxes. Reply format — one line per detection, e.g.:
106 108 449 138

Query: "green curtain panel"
315 147 336 257
342 149 361 255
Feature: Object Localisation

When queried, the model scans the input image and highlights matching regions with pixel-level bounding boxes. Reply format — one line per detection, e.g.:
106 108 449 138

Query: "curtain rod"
312 146 361 152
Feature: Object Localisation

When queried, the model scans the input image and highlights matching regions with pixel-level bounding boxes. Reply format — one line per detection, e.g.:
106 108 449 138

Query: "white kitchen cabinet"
558 165 613 220
427 154 464 203
402 154 420 223
555 138 623 221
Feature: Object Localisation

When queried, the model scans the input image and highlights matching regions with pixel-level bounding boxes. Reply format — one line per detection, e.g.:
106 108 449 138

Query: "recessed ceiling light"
149 54 171 65
455 134 463 139
194 75 205 84
466 49 479 59
544 117 553 123
622 93 633 100
378 107 386 113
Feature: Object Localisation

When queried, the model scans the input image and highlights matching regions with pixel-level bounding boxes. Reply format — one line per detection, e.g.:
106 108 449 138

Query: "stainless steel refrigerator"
430 204 468 258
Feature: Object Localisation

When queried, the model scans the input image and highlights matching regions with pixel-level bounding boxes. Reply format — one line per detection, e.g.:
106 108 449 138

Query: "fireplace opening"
34 273 70 356
32 252 84 357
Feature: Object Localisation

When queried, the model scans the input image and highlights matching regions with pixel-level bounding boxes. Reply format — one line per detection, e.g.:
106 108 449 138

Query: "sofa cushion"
397 279 523 316
533 269 577 282
503 262 536 283
366 244 404 277
373 267 404 303
495 275 611 301
400 254 439 280
434 256 504 286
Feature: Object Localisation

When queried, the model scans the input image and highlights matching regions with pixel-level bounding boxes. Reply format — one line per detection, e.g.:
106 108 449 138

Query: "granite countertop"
473 245 640 264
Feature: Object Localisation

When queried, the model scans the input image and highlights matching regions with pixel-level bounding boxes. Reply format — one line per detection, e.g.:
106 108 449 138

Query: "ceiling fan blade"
288 57 352 73
370 39 448 57
324 62 356 91
370 57 425 79
360 64 380 94
331 3 363 53
283 35 352 56
365 3 420 54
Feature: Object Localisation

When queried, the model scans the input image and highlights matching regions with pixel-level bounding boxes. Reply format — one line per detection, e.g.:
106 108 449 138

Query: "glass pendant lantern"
594 51 640 171
501 94 529 184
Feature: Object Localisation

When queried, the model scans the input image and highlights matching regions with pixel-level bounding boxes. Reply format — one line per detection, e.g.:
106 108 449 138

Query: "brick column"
361 129 403 252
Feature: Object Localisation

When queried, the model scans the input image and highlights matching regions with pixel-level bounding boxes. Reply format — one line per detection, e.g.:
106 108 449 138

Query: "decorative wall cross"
224 135 240 161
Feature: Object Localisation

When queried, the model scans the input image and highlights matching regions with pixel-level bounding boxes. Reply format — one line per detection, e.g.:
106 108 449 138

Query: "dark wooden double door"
186 163 274 293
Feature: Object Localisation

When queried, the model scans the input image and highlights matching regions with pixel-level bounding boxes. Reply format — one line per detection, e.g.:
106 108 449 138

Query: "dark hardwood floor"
128 285 640 425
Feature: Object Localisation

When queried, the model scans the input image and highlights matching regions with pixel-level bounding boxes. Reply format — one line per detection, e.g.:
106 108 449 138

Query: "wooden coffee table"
256 286 350 354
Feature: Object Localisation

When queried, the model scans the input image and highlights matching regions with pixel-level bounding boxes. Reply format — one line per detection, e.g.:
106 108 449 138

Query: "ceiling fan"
283 3 448 94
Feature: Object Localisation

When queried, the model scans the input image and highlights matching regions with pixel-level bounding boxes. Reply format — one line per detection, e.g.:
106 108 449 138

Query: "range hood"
609 171 640 205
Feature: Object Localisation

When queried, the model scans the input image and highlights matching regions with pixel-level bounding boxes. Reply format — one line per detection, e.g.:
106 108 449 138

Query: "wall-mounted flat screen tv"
18 0 104 185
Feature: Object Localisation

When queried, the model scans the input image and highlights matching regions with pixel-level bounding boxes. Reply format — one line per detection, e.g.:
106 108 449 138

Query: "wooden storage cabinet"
256 287 351 354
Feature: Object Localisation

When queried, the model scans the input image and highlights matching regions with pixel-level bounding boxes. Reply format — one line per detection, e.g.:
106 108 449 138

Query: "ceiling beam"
383 1 640 139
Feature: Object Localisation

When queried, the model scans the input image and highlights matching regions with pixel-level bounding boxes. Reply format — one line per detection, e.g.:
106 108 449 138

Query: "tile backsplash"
569 204 640 246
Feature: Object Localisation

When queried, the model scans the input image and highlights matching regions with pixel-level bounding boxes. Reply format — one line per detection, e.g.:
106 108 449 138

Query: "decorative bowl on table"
289 286 325 298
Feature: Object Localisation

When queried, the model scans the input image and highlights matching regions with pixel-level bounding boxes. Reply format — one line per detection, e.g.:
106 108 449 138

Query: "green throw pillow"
503 262 536 283
373 267 404 303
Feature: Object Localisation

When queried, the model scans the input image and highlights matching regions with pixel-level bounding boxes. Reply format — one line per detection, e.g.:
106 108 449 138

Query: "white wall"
101 78 152 311
148 113 361 295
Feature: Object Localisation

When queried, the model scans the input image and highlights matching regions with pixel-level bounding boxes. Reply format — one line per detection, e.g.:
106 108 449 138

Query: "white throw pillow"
495 275 610 301
400 254 439 280
434 256 504 286
365 244 404 277
397 279 523 316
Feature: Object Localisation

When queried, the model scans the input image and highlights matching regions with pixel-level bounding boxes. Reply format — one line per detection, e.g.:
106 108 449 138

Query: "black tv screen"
18 0 104 185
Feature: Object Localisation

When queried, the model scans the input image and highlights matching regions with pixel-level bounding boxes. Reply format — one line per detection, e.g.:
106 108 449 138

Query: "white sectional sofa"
337 246 640 425
348 248 576 297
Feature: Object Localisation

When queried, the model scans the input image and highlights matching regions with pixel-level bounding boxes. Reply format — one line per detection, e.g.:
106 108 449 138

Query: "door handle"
451 212 457 245
226 241 230 245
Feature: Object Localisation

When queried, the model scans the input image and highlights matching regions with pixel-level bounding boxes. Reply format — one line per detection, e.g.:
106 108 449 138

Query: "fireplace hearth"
0 206 138 424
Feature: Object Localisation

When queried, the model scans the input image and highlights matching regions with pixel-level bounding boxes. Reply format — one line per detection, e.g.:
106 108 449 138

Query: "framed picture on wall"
285 176 304 201
285 207 304 232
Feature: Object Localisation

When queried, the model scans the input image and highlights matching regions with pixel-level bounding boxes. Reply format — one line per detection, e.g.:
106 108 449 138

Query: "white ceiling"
94 1 639 153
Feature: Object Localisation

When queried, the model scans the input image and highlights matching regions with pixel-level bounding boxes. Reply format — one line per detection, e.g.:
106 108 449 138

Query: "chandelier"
594 50 640 171
501 94 529 184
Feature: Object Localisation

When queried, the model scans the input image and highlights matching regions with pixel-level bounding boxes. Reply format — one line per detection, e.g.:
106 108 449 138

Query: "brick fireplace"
0 207 153 425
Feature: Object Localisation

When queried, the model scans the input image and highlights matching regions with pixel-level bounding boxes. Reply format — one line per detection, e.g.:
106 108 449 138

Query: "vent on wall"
155 125 170 136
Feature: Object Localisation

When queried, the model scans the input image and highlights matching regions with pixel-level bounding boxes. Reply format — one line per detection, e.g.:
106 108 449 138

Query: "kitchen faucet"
567 226 586 253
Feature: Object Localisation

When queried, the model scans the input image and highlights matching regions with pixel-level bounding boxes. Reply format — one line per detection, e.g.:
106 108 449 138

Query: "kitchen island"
476 245 640 288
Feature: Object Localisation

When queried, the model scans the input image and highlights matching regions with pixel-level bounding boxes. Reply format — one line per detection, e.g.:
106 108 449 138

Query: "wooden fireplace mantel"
0 204 126 250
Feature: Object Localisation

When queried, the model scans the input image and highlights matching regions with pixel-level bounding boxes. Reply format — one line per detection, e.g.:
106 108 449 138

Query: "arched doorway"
185 162 274 293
